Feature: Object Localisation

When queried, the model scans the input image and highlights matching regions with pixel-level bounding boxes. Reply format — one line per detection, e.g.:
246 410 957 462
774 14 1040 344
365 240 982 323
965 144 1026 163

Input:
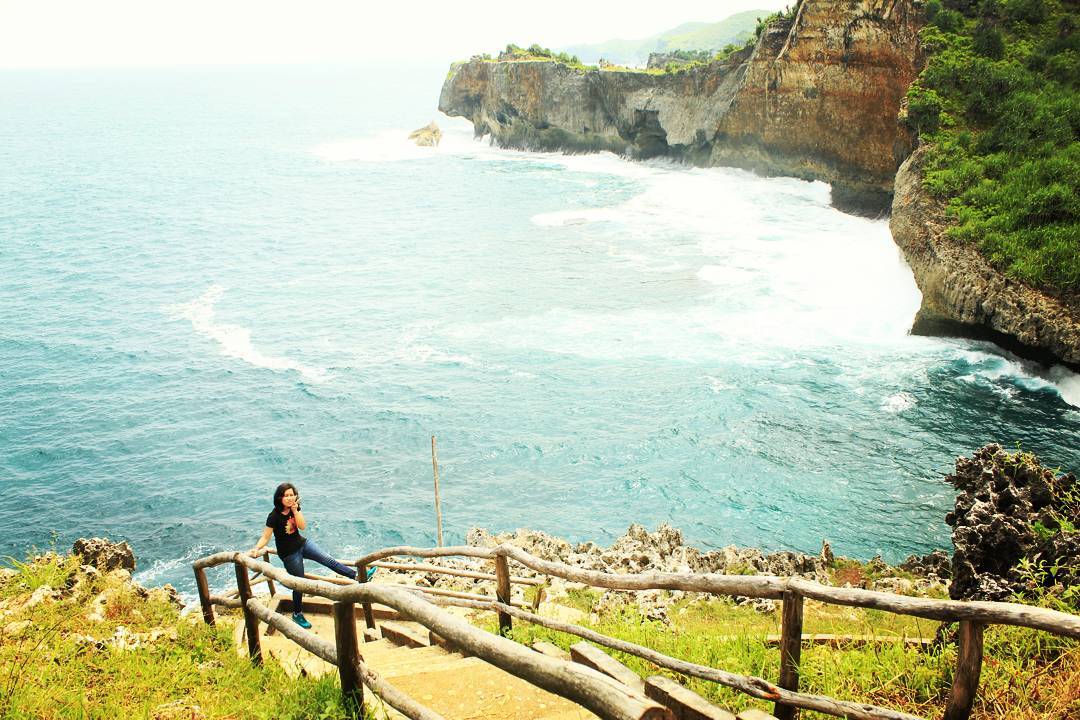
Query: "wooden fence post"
774 590 804 720
943 621 985 720
358 562 376 630
234 561 262 665
431 435 444 548
194 566 215 626
495 554 512 635
334 600 363 714
262 551 276 597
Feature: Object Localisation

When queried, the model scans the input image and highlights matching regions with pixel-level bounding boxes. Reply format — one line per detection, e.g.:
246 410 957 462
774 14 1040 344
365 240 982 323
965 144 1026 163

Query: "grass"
0 553 360 719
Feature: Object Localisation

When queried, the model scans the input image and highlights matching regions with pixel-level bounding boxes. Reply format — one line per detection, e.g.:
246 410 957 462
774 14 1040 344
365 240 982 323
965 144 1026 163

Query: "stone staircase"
250 596 776 720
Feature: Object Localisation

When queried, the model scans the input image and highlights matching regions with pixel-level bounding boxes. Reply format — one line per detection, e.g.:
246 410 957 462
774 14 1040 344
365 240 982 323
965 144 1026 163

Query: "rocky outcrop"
945 444 1079 602
408 121 442 147
891 147 1080 367
439 0 924 214
376 524 947 623
72 537 136 572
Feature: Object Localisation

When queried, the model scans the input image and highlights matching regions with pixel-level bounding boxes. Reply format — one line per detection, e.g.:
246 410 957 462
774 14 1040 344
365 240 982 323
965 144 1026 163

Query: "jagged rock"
86 590 110 623
900 550 951 582
147 584 183 609
466 527 497 547
945 444 1079 601
820 539 834 566
3 620 30 636
25 584 57 609
0 568 18 586
462 523 935 623
109 625 178 650
72 538 136 572
153 700 204 720
408 122 442 147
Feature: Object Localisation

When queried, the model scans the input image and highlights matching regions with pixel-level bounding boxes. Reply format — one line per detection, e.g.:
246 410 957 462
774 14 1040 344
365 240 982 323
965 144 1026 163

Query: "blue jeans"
280 540 357 614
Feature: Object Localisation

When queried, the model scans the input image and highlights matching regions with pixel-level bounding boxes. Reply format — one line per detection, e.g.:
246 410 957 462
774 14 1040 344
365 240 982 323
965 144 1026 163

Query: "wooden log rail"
193 551 674 720
346 543 1080 720
197 544 1080 720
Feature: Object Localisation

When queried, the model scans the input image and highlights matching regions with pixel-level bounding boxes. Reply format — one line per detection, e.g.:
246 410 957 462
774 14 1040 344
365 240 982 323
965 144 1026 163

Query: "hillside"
563 10 767 65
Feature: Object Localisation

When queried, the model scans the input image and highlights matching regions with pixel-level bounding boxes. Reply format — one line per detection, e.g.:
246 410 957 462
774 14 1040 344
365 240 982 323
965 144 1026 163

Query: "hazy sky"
0 0 787 69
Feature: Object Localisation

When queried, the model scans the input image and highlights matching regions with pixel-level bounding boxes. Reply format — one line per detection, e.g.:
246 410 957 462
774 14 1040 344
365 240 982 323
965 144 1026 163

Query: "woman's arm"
292 507 307 531
248 526 273 556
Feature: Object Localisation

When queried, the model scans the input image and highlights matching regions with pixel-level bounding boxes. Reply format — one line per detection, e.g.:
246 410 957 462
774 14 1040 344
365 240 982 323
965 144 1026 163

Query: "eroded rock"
408 122 442 147
945 444 1079 601
72 538 136 572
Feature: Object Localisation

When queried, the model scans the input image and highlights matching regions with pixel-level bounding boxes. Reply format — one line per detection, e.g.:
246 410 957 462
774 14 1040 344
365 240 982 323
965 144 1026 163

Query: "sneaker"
292 612 312 629
365 566 377 581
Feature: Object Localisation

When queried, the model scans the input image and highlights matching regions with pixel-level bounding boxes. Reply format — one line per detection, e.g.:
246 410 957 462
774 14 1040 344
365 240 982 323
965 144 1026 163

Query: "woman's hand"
247 548 262 557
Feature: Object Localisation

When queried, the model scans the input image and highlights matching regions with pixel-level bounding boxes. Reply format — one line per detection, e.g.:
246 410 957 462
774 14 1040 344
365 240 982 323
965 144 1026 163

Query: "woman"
248 482 373 628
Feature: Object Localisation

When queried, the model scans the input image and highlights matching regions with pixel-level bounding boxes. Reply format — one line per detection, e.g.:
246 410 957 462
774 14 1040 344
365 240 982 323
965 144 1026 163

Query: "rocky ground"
373 523 952 624
0 537 185 653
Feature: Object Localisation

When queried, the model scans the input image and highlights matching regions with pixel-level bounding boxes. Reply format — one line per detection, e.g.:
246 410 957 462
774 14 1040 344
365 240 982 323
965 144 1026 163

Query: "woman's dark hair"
273 482 298 512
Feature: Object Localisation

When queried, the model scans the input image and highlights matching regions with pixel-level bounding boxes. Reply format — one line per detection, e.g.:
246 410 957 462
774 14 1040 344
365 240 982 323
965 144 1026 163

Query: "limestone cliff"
439 0 924 214
891 148 1080 367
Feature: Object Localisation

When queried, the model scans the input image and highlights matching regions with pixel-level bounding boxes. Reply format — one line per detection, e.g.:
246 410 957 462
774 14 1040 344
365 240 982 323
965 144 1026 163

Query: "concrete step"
376 659 597 720
378 654 485 680
645 675 736 720
380 620 432 648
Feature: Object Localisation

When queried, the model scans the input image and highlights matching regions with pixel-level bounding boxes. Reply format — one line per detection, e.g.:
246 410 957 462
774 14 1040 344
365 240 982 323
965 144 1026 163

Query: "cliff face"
891 148 1080 367
439 0 924 214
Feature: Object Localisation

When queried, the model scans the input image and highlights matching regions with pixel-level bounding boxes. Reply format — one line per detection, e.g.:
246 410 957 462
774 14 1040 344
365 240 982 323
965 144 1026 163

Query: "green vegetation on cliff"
904 0 1080 291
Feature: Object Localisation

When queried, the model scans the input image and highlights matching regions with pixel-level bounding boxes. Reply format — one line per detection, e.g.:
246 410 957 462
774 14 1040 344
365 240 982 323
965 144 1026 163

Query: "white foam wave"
170 285 327 382
705 376 734 393
954 348 1080 408
696 265 758 287
532 207 628 227
1047 365 1080 407
881 391 916 413
314 130 442 163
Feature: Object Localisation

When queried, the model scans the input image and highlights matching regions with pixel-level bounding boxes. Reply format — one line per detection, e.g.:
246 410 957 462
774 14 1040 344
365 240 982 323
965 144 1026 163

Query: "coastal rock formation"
891 148 1080 366
72 537 136 572
439 0 924 213
945 444 1079 601
420 523 944 622
408 121 442 147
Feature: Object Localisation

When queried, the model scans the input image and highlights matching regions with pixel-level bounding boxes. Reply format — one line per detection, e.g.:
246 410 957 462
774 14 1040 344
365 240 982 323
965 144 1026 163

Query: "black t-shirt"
266 509 306 558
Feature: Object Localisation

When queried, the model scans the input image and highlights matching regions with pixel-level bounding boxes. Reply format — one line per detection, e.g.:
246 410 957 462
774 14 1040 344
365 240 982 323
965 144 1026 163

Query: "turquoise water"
3 64 1079 597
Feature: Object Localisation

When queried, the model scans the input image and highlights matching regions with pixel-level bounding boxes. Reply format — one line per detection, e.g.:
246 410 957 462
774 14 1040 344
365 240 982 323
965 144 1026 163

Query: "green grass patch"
0 555 362 719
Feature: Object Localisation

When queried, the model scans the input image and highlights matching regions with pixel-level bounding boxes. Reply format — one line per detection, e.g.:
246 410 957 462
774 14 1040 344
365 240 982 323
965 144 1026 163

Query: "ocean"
2 63 1078 599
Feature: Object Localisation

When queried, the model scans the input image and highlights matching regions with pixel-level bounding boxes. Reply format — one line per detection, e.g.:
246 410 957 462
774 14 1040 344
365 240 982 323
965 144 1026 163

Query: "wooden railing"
194 544 1080 720
193 551 673 720
351 544 1080 720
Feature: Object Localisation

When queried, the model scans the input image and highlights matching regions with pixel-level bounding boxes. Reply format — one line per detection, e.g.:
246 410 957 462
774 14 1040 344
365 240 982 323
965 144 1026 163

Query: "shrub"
906 85 949 134
1004 0 1048 25
973 20 1006 57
